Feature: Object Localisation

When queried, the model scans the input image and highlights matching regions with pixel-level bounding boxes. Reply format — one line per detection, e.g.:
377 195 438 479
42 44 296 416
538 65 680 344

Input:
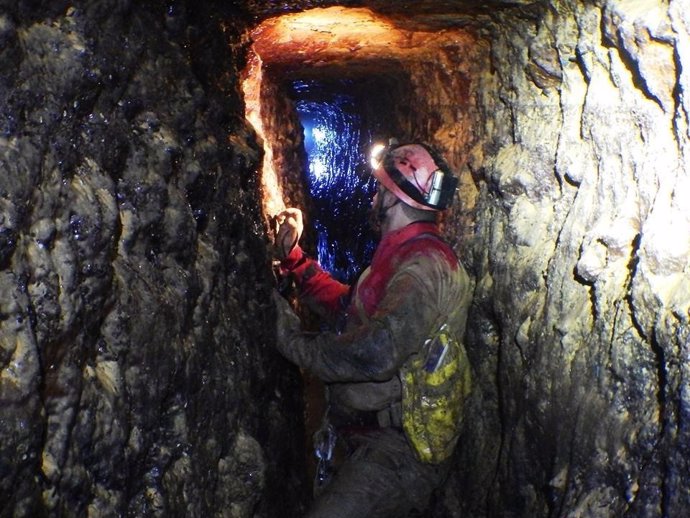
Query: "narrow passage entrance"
241 2 480 500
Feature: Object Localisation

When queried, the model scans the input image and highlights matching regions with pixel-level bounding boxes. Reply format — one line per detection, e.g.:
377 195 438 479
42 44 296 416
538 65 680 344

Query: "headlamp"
369 142 387 169
369 138 399 170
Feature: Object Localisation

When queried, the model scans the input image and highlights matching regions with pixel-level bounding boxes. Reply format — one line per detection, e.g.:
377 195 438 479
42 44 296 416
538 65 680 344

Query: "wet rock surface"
453 1 690 516
0 1 306 516
2 0 690 517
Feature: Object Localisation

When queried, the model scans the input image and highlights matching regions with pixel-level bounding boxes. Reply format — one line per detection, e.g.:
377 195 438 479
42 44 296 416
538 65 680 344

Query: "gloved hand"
273 208 303 260
272 290 302 353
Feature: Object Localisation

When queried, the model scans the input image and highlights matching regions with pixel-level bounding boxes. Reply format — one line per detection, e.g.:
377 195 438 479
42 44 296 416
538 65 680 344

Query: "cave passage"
244 5 477 258
240 4 481 512
6 1 690 516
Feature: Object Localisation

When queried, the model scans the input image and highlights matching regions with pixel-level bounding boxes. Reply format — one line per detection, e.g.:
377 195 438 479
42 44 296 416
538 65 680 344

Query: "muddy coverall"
274 221 472 518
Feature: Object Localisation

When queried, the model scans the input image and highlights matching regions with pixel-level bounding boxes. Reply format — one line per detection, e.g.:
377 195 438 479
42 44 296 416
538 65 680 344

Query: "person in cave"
272 142 473 517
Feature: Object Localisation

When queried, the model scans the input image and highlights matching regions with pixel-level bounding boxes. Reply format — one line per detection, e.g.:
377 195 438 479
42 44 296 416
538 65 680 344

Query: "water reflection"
292 80 377 283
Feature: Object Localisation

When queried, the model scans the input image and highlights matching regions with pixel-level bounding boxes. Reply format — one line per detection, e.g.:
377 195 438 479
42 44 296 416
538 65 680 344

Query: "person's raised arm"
273 208 350 320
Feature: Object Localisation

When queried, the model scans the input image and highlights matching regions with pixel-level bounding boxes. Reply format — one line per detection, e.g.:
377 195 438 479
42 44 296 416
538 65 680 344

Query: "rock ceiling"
243 0 541 27
248 5 480 79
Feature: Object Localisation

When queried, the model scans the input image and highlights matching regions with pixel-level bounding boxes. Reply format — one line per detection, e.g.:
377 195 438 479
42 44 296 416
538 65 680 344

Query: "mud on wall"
0 1 307 516
452 1 690 517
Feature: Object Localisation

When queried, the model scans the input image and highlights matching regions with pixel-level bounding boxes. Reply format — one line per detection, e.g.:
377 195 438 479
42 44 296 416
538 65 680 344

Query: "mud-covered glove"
272 290 302 357
273 208 304 260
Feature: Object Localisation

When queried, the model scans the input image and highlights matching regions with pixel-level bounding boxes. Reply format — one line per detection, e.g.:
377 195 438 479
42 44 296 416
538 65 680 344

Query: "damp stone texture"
448 1 690 517
0 2 306 517
2 0 690 517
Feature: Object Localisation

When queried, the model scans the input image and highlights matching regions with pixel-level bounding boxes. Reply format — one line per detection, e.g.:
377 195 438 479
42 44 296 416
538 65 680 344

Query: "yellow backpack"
400 323 472 464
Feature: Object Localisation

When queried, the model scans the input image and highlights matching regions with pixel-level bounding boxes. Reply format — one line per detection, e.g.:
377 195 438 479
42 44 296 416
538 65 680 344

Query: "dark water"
292 80 377 283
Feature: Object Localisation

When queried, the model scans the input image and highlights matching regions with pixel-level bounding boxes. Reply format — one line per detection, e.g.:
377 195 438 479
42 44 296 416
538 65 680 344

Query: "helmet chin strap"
369 194 401 235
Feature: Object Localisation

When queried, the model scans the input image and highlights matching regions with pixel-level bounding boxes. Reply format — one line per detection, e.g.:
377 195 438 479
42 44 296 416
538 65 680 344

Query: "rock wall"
0 1 307 516
395 38 486 255
3 0 689 516
448 1 690 516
